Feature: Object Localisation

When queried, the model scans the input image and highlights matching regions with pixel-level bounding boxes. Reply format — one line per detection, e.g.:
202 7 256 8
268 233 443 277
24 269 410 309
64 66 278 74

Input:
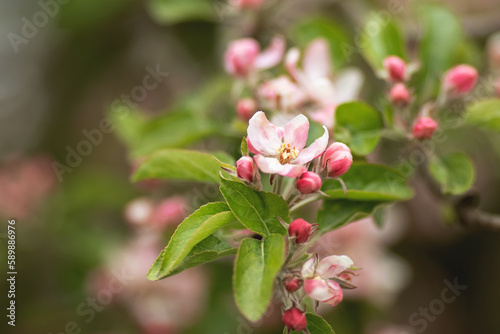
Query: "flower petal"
303 279 343 306
334 68 364 104
247 111 282 156
254 36 285 70
303 38 332 81
284 114 309 151
285 48 301 81
254 155 306 177
293 126 329 164
316 255 354 279
301 257 317 278
323 280 343 306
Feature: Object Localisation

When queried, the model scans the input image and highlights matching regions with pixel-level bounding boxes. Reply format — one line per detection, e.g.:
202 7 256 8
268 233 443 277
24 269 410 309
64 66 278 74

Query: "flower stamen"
277 143 299 165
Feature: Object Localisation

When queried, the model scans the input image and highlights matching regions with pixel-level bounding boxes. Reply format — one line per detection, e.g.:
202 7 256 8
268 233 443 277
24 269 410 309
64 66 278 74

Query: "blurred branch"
455 191 500 231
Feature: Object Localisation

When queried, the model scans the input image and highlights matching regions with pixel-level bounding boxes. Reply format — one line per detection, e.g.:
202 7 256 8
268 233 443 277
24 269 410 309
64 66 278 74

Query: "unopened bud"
322 142 353 178
236 156 255 182
288 218 312 244
283 275 302 292
443 64 478 96
282 308 307 331
383 55 406 82
412 117 438 140
224 39 260 78
296 171 322 194
236 98 257 122
390 83 410 106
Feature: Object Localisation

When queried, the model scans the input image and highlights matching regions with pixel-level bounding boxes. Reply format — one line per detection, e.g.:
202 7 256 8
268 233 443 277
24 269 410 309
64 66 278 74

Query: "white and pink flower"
247 111 328 177
224 36 285 78
301 254 354 306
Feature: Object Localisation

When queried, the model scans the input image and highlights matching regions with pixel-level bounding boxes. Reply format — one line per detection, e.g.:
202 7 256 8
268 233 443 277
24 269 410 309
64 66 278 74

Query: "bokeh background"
2 0 500 333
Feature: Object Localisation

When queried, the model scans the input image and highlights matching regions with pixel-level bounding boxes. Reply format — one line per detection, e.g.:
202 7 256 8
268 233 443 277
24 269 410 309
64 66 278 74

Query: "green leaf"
292 18 351 68
416 5 463 98
166 235 237 277
234 234 285 322
428 152 475 195
290 313 335 334
220 178 289 236
148 202 236 280
321 163 413 201
147 0 215 25
133 149 228 183
317 200 382 232
109 105 147 149
465 99 500 133
134 109 217 157
335 102 383 156
59 0 133 31
361 17 406 69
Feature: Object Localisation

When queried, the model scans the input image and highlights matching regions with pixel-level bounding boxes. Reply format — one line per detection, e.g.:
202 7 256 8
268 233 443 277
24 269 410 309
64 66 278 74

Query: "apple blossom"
442 64 478 96
151 197 189 229
257 76 307 111
236 98 257 121
224 36 285 78
282 307 307 331
247 112 329 177
322 142 353 178
288 218 312 244
296 171 322 194
412 117 438 140
383 56 406 82
390 83 410 106
236 156 256 182
301 254 354 306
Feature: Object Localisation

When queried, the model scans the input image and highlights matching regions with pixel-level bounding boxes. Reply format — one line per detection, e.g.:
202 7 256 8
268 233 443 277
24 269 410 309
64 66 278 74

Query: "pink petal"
316 255 354 279
310 104 336 129
323 281 343 306
334 68 364 104
284 114 309 151
247 111 282 156
304 279 343 306
293 126 329 164
303 38 332 81
254 36 285 70
301 257 317 278
254 155 306 177
285 48 301 81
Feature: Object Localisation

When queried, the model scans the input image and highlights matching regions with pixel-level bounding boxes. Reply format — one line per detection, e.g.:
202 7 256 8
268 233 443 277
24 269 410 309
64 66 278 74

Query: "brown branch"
455 191 500 231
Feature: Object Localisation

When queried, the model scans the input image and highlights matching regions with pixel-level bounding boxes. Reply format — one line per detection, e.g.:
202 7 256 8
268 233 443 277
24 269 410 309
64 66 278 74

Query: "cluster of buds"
383 56 411 107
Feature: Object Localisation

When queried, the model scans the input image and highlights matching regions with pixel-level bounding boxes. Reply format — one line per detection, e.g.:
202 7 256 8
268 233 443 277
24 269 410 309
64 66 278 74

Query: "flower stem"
289 195 322 213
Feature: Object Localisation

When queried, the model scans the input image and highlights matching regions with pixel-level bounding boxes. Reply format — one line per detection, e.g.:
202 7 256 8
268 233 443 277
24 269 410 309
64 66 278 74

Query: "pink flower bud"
236 156 255 182
322 142 353 178
282 307 307 331
283 276 301 292
288 218 312 244
383 56 406 82
443 64 478 96
151 197 188 229
231 0 265 10
390 83 410 106
236 98 257 122
224 39 260 78
296 171 322 194
303 279 343 306
412 117 438 140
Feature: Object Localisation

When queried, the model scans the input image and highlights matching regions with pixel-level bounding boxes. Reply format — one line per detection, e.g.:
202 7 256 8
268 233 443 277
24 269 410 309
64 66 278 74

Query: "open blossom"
285 38 363 128
302 255 354 305
224 36 285 78
247 112 328 177
442 64 478 96
301 255 354 306
257 76 307 111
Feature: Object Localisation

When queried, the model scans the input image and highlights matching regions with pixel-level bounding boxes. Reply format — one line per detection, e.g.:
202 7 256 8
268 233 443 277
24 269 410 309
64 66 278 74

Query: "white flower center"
277 143 299 165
